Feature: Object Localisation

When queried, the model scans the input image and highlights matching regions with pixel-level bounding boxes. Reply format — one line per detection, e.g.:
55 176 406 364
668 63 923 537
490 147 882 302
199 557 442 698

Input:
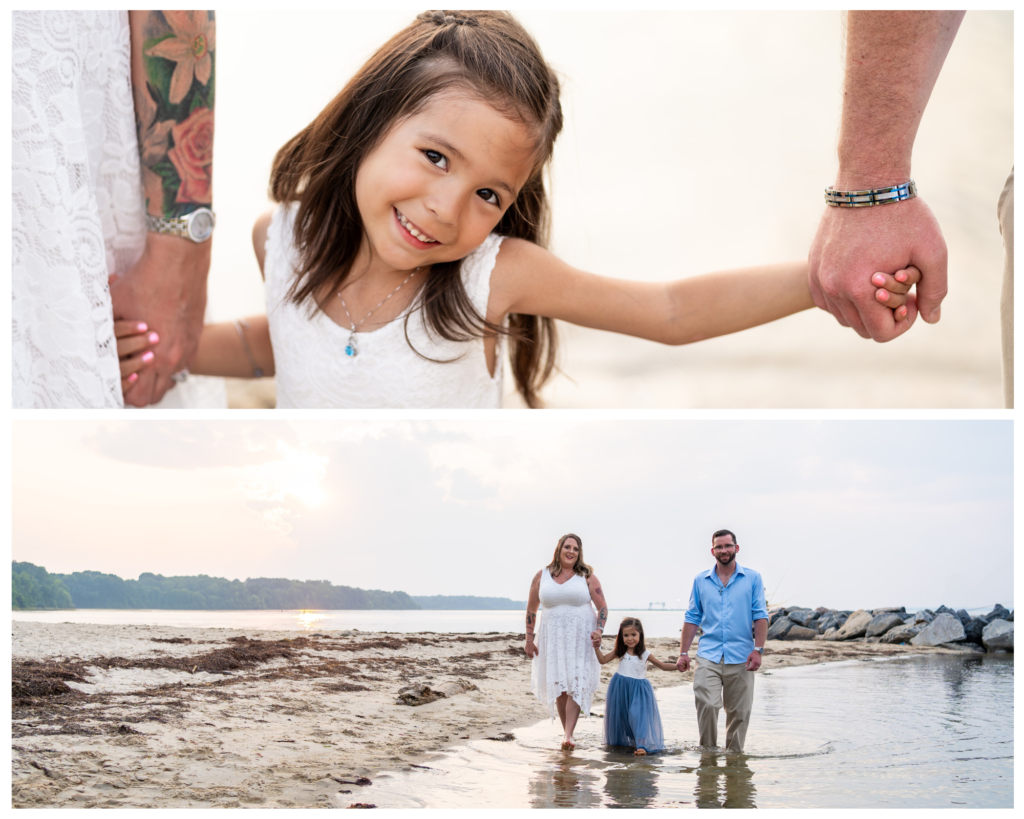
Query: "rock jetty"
766 604 1013 652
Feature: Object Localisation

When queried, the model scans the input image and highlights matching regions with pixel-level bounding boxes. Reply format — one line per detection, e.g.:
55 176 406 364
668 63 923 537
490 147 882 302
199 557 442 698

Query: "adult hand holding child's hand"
676 654 691 673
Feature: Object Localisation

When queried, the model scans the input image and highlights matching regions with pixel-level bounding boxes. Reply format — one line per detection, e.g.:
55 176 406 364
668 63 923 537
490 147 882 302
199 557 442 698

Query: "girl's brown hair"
545 533 592 580
614 617 646 659
270 10 563 407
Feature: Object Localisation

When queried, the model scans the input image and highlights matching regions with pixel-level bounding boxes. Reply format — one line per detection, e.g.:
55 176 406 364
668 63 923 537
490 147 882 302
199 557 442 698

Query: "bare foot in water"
561 740 575 750
634 748 647 756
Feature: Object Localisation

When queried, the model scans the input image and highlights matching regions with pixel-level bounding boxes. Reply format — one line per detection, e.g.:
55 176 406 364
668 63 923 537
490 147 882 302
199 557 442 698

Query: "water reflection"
528 753 603 808
693 751 757 808
294 610 328 630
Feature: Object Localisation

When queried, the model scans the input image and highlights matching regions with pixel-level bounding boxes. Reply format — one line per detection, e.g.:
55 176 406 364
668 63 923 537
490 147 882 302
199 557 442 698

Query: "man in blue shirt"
677 529 768 752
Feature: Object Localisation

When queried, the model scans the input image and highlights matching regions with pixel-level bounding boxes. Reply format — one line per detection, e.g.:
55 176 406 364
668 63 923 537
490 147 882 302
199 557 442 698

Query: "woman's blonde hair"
546 532 592 579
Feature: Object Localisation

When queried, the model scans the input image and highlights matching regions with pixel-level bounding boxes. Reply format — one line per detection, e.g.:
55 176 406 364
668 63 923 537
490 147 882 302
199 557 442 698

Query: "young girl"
115 10 920 406
595 617 677 755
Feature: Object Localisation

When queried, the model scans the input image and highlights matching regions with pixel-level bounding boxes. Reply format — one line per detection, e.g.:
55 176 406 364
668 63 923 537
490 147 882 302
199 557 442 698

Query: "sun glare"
245 442 329 509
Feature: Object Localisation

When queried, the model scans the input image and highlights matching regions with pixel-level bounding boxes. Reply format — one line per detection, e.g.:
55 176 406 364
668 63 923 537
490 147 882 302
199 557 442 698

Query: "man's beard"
716 552 735 565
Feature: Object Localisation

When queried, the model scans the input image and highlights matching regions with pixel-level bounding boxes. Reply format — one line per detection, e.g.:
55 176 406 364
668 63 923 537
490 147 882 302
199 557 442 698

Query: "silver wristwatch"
755 646 764 656
145 208 216 242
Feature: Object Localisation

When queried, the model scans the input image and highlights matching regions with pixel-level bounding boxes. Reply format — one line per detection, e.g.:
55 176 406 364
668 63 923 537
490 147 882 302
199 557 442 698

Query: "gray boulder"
767 617 795 640
982 619 1014 651
913 610 935 625
821 627 838 640
935 605 956 616
784 625 818 640
954 609 972 627
833 609 873 641
982 604 1012 624
866 613 905 638
911 613 966 647
963 618 987 645
788 609 817 627
768 609 787 627
880 624 920 644
871 606 906 616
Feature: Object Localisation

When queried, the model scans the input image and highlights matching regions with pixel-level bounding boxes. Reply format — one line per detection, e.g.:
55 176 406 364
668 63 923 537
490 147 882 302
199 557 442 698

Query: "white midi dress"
530 569 601 719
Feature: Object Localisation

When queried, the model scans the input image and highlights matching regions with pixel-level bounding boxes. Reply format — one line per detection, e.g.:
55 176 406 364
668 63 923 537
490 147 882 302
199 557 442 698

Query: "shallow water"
9 608 691 638
365 655 1013 808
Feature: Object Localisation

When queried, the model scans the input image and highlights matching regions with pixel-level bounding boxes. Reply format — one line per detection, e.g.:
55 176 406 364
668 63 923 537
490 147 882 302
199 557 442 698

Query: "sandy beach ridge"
11 621 975 808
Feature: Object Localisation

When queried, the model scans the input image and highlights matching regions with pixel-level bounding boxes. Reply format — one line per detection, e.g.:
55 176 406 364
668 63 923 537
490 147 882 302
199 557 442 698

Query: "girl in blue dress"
595 617 678 755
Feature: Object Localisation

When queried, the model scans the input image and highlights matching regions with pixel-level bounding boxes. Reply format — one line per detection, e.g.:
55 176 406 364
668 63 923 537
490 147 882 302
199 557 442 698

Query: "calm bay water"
9 609 689 638
366 655 1013 809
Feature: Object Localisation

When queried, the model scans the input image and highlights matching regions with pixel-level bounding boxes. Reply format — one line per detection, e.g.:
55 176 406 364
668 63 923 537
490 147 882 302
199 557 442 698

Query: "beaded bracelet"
825 180 917 208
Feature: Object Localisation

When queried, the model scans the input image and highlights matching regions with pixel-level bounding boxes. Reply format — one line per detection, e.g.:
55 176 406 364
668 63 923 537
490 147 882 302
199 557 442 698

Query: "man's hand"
808 195 947 341
524 640 539 659
745 650 762 672
590 630 603 648
676 654 691 672
109 234 211 406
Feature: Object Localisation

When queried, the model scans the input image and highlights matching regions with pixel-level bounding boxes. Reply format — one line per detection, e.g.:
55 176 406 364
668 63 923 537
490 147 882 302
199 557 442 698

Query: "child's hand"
872 266 922 323
115 321 159 396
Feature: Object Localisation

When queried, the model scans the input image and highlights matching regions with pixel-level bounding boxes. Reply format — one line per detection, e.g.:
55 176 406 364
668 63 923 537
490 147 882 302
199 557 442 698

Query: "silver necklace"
338 268 419 358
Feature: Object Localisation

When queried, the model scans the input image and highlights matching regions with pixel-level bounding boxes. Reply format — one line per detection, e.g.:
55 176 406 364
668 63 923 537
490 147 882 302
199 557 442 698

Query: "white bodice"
538 569 592 609
264 203 506 408
615 650 652 680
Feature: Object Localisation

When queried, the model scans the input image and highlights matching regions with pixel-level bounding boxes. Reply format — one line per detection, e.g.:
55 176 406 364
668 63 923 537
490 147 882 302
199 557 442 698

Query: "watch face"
188 210 214 242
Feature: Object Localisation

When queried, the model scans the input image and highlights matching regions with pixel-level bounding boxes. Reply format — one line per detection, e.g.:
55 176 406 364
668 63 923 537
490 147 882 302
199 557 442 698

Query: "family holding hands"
527 531 767 755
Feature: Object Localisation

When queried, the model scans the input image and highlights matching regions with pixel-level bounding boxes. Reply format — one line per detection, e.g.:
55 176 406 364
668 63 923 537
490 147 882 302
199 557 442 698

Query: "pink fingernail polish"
128 372 138 383
898 307 907 319
148 332 159 343
896 272 907 282
872 274 885 285
138 323 148 332
142 351 154 363
877 290 888 302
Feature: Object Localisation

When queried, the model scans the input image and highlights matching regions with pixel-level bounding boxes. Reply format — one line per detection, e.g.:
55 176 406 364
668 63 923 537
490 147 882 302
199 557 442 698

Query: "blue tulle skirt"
604 673 665 753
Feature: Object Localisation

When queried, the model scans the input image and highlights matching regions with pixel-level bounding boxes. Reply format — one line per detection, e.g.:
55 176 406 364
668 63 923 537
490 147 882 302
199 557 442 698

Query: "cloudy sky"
12 420 1012 611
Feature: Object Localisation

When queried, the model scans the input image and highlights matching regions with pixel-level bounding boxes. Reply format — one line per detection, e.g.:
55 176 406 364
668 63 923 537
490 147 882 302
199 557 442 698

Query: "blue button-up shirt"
684 562 768 665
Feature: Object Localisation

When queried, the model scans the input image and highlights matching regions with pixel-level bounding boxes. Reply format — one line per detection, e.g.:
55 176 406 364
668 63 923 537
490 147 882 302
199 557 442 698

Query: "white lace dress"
12 11 224 408
530 569 601 719
264 203 506 408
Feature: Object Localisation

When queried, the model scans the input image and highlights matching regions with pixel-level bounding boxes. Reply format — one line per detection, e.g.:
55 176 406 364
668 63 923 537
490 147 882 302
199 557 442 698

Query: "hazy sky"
12 420 1012 611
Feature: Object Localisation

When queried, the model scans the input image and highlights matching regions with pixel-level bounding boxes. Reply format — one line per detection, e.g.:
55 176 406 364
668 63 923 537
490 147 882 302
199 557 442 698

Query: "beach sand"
11 621 973 808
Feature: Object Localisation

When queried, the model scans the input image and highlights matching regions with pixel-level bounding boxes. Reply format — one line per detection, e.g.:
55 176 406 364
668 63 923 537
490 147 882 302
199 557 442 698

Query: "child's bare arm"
189 316 275 378
594 645 616 665
492 240 813 345
647 655 681 672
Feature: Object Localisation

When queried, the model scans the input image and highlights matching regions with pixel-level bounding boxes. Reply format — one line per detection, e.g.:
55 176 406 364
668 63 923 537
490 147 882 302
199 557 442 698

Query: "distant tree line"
11 562 418 611
412 595 526 610
12 562 73 610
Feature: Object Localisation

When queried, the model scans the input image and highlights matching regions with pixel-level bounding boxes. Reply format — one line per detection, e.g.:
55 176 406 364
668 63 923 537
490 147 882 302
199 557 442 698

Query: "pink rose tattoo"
169 107 214 203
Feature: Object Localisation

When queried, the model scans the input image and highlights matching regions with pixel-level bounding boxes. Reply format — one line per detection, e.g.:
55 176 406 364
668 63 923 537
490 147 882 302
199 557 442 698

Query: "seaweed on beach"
12 660 91 703
151 637 193 644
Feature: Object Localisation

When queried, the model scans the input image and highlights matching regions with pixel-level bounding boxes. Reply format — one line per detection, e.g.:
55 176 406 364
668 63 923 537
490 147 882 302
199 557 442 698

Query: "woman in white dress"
525 533 609 750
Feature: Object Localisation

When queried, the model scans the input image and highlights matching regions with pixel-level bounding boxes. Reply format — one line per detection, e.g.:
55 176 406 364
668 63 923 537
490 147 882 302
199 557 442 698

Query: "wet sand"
11 621 974 808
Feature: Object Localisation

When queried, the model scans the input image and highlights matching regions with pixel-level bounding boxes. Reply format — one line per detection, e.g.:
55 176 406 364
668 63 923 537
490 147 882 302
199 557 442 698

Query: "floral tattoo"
134 11 215 217
597 607 608 631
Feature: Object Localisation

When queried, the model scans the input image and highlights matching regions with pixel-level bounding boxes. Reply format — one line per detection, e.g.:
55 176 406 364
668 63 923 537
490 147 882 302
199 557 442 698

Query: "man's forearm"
754 618 767 649
130 11 215 218
679 622 698 654
838 11 964 186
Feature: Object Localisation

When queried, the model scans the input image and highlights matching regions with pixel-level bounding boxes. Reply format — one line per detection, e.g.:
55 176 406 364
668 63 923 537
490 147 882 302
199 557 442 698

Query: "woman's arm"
587 574 609 637
489 239 812 346
524 570 541 658
189 315 275 377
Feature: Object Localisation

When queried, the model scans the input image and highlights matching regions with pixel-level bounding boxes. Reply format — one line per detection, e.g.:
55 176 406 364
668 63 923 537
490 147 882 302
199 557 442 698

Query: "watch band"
145 208 216 242
825 180 917 208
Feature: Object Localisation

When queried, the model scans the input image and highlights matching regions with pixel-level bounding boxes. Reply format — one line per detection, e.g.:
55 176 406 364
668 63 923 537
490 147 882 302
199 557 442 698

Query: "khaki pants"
998 168 1014 409
693 658 755 752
